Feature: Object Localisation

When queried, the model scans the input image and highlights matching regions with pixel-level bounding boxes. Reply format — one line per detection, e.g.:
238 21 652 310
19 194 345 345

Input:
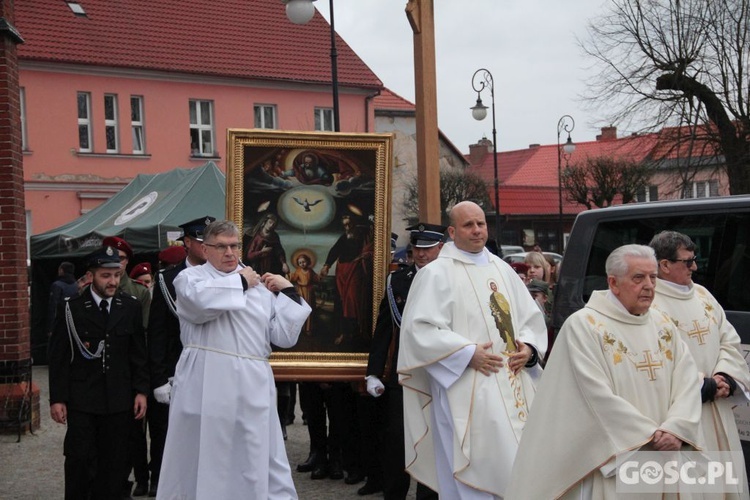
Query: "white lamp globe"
285 0 317 25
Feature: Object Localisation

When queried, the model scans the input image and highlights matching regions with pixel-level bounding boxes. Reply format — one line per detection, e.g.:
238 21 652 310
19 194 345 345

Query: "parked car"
503 251 563 266
500 245 525 256
552 195 750 340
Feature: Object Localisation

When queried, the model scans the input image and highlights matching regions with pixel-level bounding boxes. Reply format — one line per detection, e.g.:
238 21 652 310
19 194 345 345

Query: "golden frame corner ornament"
226 129 393 380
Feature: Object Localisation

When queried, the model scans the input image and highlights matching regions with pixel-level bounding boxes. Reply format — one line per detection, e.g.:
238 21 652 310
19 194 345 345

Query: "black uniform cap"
86 245 122 269
406 222 447 248
178 215 217 242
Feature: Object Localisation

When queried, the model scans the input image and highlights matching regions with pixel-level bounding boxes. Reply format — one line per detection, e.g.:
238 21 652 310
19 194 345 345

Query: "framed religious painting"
226 129 394 380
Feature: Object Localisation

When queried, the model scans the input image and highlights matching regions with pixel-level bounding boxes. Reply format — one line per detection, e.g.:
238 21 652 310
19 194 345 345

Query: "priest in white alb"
507 244 702 499
650 230 750 499
157 220 311 500
397 201 548 499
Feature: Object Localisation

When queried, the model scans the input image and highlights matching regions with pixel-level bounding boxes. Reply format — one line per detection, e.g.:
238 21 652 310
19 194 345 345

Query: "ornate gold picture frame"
226 129 393 380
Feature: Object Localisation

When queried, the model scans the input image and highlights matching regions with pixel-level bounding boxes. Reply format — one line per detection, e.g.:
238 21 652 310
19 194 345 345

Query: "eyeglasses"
204 243 240 252
669 257 698 267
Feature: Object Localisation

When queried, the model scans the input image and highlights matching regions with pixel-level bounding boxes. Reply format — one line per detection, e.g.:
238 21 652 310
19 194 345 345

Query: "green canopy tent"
30 162 226 363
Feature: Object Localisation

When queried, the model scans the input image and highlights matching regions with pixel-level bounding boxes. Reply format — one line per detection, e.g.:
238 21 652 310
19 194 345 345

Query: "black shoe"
357 482 383 496
328 460 344 480
311 463 329 480
148 478 157 497
132 482 148 497
297 451 321 473
344 470 365 485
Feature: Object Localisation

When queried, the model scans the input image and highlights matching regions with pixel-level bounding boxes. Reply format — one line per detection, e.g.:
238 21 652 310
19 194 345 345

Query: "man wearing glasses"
650 230 750 495
157 220 311 499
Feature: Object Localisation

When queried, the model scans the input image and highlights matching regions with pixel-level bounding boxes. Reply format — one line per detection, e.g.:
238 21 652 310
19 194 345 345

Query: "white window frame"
189 100 215 156
104 94 119 153
77 92 92 153
130 96 145 154
254 104 277 129
314 107 334 131
20 87 27 150
685 180 719 199
636 185 658 203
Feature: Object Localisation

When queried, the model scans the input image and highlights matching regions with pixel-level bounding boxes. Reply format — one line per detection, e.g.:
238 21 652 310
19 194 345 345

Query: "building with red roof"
17 0 384 235
374 88 469 242
468 126 729 252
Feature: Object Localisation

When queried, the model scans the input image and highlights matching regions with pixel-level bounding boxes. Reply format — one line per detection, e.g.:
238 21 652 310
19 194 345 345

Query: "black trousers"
64 409 130 500
299 382 345 461
147 396 170 484
381 386 438 500
128 413 149 485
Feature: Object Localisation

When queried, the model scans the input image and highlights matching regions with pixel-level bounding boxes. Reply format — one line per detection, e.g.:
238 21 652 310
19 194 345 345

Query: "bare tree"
402 169 491 223
581 0 750 194
563 157 655 209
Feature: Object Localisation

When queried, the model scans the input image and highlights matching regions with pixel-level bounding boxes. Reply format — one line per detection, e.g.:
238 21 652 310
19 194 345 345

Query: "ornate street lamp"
470 69 501 246
557 115 576 253
283 0 340 132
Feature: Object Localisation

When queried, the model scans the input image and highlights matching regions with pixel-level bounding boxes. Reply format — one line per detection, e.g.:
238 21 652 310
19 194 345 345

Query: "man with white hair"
157 220 311 499
507 244 702 499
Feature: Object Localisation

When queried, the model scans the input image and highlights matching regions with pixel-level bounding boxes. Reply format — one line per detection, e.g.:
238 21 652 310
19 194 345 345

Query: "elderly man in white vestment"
507 244 703 500
156 220 311 500
650 230 750 499
397 201 548 499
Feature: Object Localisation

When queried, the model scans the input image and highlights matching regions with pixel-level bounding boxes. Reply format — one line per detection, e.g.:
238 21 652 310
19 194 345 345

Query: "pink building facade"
17 0 383 237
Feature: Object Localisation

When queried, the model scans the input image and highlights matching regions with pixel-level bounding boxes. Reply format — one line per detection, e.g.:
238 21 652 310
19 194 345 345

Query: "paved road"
1 366 417 499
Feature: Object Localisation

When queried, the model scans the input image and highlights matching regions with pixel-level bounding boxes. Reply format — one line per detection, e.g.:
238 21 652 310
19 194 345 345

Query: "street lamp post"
283 0 340 132
470 69 501 246
556 115 576 253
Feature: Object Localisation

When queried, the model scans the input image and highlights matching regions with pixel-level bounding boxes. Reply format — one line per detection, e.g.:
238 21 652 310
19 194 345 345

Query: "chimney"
468 137 493 166
596 126 617 141
528 144 540 148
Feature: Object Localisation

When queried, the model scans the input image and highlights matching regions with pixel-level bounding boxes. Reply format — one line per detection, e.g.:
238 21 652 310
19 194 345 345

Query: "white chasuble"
398 243 548 498
653 279 750 500
157 262 311 500
507 290 702 500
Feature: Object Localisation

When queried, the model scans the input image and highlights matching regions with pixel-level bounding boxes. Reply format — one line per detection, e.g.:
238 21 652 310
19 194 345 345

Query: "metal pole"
329 0 340 132
471 69 501 243
556 115 575 253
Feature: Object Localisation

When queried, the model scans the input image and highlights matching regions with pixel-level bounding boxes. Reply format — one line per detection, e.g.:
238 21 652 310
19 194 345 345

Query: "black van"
553 195 750 342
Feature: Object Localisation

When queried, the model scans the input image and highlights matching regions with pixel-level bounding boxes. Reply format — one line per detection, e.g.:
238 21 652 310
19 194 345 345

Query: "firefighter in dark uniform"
48 245 149 500
102 235 152 497
364 223 445 499
146 215 214 497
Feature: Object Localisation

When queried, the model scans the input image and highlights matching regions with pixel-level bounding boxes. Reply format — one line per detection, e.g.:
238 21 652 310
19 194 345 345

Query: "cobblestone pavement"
1 366 417 499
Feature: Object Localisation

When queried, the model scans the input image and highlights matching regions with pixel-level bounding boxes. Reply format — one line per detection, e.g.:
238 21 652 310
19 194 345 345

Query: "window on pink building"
189 100 215 156
314 108 334 131
131 96 145 154
254 104 276 129
104 94 119 153
77 92 92 152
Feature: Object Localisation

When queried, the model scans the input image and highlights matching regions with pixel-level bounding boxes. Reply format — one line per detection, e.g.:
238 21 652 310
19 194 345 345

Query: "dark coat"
366 264 417 385
48 287 148 414
147 261 186 390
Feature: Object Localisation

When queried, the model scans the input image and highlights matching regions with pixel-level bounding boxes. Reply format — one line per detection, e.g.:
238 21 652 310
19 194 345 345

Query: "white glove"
154 379 172 405
366 375 385 398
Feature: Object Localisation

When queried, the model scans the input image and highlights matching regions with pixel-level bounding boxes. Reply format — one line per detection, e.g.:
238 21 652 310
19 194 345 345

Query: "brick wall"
0 0 40 434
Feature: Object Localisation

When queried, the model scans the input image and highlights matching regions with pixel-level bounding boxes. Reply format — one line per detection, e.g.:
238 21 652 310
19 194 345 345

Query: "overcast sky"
311 0 609 153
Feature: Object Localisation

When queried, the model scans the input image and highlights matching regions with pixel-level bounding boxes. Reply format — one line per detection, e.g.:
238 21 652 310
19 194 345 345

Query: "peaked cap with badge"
178 215 216 242
406 222 447 248
86 246 122 269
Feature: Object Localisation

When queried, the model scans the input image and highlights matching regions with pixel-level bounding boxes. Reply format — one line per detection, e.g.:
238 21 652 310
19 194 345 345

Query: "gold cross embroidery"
687 320 710 345
635 350 663 381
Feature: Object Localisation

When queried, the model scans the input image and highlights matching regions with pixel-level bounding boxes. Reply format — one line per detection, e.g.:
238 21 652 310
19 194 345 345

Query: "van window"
582 213 750 314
